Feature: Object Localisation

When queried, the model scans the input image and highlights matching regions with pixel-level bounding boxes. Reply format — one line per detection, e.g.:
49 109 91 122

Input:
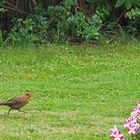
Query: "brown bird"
0 92 32 115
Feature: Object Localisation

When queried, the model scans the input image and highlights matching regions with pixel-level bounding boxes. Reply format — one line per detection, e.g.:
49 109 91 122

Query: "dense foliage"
0 0 140 46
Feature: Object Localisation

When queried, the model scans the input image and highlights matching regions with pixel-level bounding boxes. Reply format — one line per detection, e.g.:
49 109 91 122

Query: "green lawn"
0 43 140 139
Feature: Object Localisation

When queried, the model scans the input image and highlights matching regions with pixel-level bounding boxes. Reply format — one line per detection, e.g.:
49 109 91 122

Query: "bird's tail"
0 102 7 106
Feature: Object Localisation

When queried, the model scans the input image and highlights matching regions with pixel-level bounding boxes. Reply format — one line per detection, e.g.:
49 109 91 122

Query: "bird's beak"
29 93 32 97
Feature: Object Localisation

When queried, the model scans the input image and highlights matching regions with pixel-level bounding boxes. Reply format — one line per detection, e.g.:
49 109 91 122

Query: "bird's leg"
7 108 12 116
18 109 26 113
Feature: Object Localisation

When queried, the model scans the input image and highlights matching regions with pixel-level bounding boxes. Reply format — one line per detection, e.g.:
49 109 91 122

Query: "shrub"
47 1 102 43
125 8 140 34
7 5 48 47
2 0 140 45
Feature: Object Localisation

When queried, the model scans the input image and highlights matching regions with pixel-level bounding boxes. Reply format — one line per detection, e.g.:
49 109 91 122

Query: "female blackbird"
0 92 32 115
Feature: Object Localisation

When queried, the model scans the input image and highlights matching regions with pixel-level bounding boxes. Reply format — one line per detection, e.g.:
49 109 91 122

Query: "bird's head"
25 92 32 98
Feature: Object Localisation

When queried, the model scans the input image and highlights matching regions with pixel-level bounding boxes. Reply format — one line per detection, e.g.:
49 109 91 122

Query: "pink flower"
127 123 139 134
111 130 123 140
124 116 138 129
131 107 140 119
137 101 140 108
110 126 123 140
124 116 139 135
110 125 118 137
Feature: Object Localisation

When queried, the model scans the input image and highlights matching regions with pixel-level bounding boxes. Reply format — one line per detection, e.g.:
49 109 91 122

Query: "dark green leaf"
125 0 132 10
134 0 140 7
115 0 126 8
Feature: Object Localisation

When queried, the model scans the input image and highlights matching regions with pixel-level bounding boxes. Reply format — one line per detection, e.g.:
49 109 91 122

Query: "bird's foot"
18 110 26 113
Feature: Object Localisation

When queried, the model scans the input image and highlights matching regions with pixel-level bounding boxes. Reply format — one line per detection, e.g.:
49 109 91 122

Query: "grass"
0 43 140 139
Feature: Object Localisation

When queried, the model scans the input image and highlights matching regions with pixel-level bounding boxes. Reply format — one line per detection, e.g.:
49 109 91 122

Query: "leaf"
125 0 132 10
103 8 109 16
134 0 140 7
115 0 126 8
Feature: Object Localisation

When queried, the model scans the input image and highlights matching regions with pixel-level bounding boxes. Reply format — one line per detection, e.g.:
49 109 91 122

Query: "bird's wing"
6 98 22 106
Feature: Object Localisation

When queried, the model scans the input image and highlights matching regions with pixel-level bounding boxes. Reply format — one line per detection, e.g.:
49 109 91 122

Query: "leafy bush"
1 0 140 46
47 5 70 43
115 0 140 10
67 12 102 41
125 8 140 34
47 0 102 43
7 6 48 47
9 18 37 47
